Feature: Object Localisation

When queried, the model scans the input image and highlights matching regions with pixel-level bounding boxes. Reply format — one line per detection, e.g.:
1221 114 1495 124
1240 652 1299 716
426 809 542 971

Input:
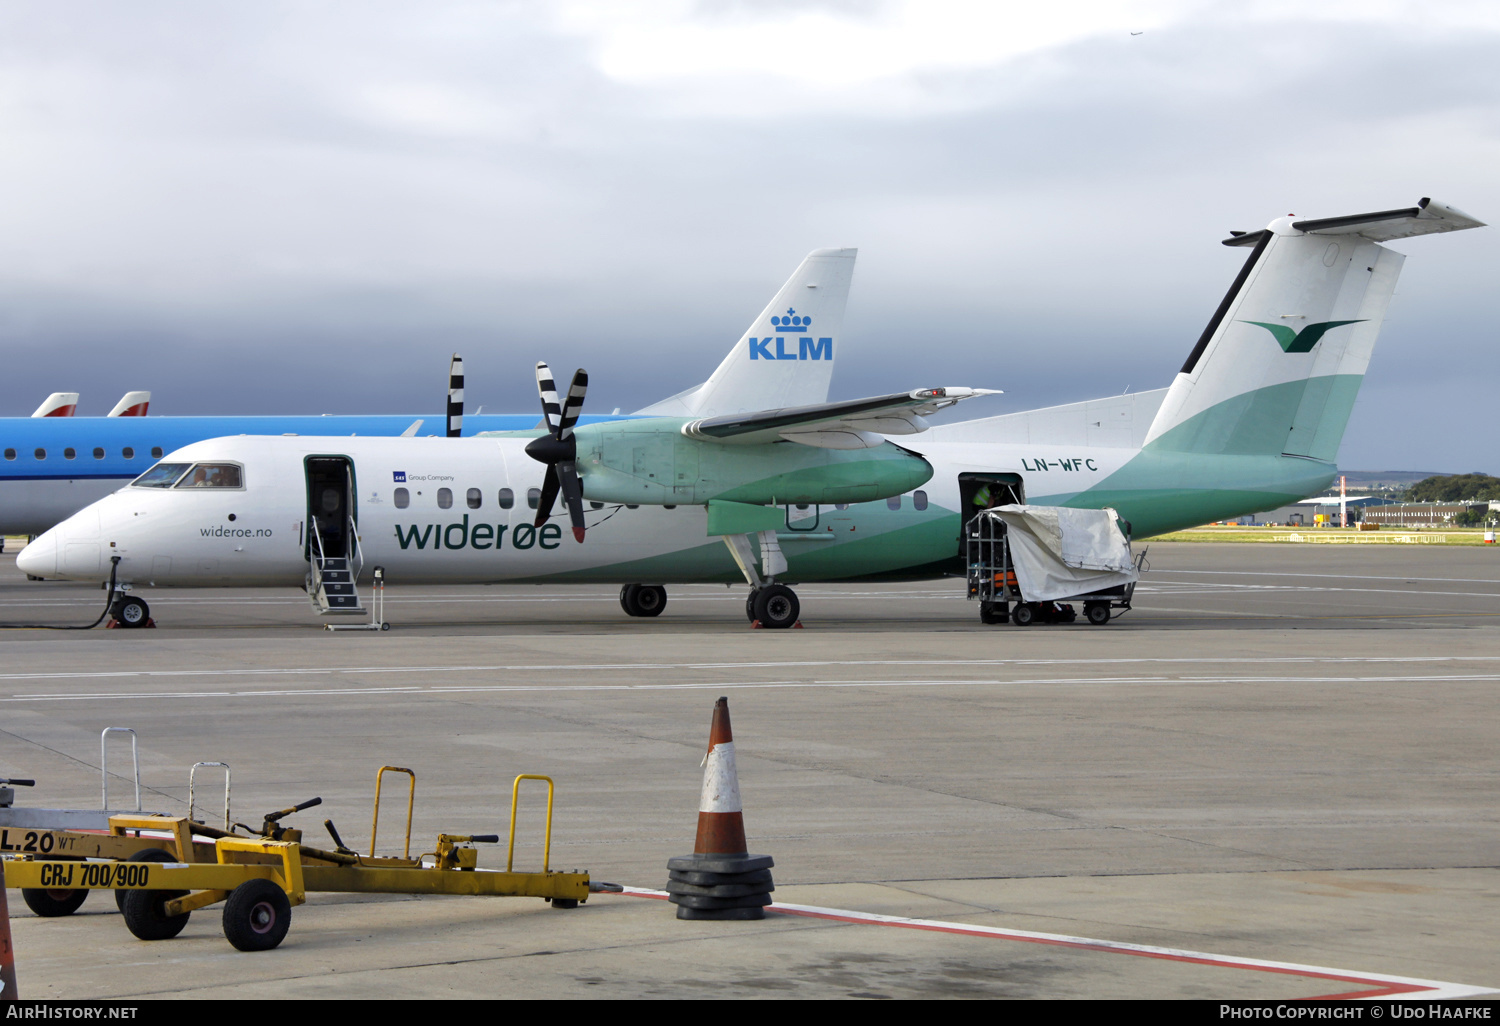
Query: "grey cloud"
0 4 1494 472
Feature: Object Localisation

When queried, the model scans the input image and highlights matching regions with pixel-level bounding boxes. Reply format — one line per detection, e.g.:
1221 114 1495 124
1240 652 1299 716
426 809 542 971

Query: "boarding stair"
309 517 365 616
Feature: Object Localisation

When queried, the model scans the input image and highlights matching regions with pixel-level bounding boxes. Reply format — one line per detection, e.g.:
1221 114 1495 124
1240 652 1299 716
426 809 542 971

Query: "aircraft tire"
745 590 759 622
113 596 150 628
634 585 667 617
619 584 642 616
752 584 799 629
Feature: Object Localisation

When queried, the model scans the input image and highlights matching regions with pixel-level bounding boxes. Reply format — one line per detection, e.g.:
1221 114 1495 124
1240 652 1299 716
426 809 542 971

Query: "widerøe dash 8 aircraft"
18 200 1483 628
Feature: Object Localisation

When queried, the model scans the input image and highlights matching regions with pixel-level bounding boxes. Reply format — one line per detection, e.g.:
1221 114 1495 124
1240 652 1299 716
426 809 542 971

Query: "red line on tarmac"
614 887 1486 1000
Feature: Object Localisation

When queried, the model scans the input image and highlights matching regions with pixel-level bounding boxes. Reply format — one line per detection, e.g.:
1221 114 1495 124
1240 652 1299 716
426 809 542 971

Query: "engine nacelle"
575 418 933 506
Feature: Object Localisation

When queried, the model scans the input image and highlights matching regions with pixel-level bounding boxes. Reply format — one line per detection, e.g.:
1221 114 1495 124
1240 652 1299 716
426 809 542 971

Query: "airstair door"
304 456 363 615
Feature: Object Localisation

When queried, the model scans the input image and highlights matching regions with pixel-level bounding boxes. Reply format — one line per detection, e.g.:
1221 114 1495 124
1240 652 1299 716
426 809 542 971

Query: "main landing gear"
619 584 667 617
744 584 800 629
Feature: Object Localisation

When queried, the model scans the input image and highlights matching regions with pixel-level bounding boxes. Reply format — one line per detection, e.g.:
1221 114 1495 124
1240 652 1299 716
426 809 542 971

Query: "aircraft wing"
681 387 999 450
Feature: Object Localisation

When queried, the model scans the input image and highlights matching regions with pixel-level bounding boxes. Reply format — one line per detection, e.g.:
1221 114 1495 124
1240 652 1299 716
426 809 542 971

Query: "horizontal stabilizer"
1225 197 1484 247
31 392 78 418
683 387 999 449
107 391 150 417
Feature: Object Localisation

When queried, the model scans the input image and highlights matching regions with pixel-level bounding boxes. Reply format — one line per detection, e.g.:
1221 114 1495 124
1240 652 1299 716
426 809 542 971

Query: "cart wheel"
380 622 391 631
21 887 89 917
122 885 191 941
116 848 178 912
1087 604 1111 625
1012 603 1036 627
979 602 1007 625
551 898 580 909
222 879 291 952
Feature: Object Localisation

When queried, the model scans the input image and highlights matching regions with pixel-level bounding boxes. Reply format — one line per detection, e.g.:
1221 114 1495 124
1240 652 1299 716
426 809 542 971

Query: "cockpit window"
175 463 244 489
131 463 192 488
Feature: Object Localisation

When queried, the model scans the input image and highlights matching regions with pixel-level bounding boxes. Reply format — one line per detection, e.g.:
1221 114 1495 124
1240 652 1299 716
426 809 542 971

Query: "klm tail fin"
1144 199 1483 461
636 248 856 418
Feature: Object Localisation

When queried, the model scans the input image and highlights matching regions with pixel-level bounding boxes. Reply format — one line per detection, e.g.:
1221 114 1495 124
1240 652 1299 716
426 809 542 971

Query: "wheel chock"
750 620 763 629
792 621 803 629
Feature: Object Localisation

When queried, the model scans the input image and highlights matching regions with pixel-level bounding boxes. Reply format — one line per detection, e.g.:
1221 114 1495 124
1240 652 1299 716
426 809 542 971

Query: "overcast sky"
0 1 1495 471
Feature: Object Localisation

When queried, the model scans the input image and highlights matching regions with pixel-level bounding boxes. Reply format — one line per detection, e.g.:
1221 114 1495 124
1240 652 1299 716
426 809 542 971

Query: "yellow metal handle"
371 766 416 859
507 775 554 873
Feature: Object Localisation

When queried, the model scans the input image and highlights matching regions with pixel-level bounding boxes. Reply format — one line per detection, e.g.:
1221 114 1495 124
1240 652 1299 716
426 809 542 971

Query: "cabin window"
151 447 163 458
3 449 14 461
122 447 134 459
887 495 902 510
498 488 514 510
913 490 928 511
467 488 482 510
34 448 45 460
175 463 243 488
64 448 76 460
132 463 192 488
526 487 540 510
394 488 410 509
437 487 453 509
93 448 105 459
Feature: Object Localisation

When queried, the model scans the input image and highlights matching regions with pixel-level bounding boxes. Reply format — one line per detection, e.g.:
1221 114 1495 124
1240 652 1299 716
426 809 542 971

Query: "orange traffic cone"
666 696 775 920
1 868 18 1000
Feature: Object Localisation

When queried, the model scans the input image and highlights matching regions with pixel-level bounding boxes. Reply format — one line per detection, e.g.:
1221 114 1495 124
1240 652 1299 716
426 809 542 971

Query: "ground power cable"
0 555 120 630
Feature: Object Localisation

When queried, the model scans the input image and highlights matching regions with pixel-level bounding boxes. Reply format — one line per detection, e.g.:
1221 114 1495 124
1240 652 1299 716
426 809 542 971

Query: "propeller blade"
557 461 587 543
535 362 562 437
447 354 464 438
534 465 561 528
556 368 588 441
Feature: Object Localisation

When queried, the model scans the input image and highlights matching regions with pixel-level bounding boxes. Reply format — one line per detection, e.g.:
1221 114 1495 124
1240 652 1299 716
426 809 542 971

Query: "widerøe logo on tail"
1241 319 1366 353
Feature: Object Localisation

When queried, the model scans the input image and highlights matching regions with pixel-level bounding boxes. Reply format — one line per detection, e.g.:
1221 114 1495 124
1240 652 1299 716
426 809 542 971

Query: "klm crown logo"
749 307 833 361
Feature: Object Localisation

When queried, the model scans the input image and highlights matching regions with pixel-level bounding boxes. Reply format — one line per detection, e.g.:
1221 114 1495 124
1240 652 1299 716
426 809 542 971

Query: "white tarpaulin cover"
988 505 1137 602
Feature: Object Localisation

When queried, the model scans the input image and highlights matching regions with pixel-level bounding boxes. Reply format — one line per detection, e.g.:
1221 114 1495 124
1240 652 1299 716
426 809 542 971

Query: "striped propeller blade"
556 368 588 440
447 354 465 438
535 361 562 437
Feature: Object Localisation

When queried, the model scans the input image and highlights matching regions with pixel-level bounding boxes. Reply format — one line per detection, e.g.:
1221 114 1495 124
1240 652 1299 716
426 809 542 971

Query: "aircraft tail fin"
31 392 78 418
107 391 150 417
1143 198 1484 461
636 248 856 418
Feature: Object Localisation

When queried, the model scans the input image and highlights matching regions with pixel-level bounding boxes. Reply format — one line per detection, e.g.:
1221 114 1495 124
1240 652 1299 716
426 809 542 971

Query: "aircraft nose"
15 532 57 578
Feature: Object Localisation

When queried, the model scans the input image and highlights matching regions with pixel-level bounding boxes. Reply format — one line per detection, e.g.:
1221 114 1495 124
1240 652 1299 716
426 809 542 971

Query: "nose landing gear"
109 595 152 629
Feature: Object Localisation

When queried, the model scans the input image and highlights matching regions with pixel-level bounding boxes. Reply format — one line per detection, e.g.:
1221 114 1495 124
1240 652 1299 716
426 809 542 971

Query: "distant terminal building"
1234 495 1396 527
1361 502 1489 527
